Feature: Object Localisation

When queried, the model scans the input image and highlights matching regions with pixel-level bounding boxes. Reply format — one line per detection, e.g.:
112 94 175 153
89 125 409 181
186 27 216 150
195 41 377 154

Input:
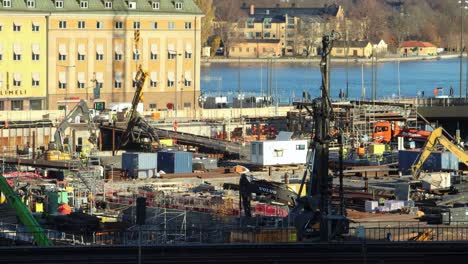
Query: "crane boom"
411 127 468 179
0 174 52 246
119 67 160 151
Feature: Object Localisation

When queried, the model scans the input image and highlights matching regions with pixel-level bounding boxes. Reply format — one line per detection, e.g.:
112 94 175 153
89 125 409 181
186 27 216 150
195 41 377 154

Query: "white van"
94 103 144 122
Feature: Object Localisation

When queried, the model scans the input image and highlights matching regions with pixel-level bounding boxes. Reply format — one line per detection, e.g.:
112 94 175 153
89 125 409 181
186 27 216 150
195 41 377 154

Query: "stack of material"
376 206 390 212
365 201 379 213
420 172 451 191
384 200 405 211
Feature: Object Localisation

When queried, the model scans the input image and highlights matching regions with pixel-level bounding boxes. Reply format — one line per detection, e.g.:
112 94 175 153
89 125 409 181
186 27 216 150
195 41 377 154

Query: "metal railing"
416 97 468 107
3 221 468 246
349 221 468 242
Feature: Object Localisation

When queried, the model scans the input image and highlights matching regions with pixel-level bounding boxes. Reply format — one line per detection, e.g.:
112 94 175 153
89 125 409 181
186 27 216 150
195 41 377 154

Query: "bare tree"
298 21 322 57
214 1 245 57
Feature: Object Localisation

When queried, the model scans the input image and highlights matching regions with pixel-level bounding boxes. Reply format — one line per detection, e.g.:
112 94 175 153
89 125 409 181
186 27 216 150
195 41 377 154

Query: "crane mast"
292 32 348 241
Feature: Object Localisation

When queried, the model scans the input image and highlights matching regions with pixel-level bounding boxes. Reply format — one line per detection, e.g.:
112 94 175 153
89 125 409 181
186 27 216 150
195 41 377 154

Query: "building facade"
331 41 373 58
399 41 438 56
0 5 47 110
0 0 203 111
229 39 281 58
230 4 343 58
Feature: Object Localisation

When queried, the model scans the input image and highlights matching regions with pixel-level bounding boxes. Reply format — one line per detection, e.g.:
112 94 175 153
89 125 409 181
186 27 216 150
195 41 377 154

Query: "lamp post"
237 93 245 143
459 0 468 98
175 53 182 117
57 64 75 116
198 94 206 119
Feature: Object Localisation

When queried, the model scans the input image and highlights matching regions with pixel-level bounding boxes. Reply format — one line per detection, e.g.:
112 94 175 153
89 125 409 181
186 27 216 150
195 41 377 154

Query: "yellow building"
331 40 373 58
229 4 343 57
0 2 47 110
1 0 203 111
230 40 282 58
399 41 438 56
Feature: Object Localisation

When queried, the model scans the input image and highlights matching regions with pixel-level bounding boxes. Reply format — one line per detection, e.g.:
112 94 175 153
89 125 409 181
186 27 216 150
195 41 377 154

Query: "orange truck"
372 121 431 143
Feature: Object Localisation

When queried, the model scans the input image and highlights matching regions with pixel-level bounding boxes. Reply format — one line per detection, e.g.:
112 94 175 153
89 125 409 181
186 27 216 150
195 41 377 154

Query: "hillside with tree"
201 0 465 53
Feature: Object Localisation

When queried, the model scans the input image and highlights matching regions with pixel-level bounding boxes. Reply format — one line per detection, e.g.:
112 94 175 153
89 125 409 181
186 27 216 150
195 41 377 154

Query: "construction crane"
0 171 52 246
46 99 97 160
411 127 468 179
291 32 349 241
118 66 160 151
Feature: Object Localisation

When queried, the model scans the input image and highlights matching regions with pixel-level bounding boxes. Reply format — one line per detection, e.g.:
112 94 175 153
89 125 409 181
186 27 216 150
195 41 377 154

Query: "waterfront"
201 58 465 100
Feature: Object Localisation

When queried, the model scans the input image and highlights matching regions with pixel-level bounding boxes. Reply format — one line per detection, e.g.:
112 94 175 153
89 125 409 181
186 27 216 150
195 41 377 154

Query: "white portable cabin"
250 139 308 166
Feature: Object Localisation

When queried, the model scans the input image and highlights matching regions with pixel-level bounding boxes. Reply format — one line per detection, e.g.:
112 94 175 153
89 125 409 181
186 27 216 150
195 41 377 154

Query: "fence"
3 220 468 246
349 221 468 242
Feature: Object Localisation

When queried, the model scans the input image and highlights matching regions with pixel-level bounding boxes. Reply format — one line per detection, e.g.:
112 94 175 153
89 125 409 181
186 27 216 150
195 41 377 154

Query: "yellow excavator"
46 100 97 161
411 127 468 179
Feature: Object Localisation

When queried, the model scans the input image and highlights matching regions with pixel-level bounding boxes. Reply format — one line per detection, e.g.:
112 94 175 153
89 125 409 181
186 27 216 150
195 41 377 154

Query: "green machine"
0 175 52 246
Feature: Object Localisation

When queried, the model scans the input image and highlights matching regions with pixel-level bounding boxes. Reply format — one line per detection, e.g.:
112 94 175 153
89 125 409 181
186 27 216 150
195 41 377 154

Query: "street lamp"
198 95 206 119
237 93 245 119
459 0 468 98
237 93 245 144
57 64 75 116
175 52 182 117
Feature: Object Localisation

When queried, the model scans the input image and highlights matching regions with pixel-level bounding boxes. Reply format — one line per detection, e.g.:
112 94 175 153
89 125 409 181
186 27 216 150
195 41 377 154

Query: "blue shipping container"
398 150 459 175
158 151 193 174
122 152 158 171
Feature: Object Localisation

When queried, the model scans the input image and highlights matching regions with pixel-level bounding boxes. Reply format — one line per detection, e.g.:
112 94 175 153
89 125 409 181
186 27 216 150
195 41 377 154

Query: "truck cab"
373 121 394 143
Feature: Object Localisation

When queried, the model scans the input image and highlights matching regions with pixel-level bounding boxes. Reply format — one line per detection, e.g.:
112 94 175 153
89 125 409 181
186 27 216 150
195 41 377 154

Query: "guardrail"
416 97 468 107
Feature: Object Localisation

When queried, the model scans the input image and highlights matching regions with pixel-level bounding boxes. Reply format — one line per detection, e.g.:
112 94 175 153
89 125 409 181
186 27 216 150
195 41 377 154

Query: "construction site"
1 34 468 263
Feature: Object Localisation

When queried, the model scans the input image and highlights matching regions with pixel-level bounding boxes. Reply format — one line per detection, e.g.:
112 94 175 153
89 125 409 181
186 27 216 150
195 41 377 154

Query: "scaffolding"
125 207 187 245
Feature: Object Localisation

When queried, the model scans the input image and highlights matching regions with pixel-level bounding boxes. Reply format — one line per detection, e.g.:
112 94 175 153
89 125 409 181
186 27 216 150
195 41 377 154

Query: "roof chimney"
250 4 255 15
291 3 296 8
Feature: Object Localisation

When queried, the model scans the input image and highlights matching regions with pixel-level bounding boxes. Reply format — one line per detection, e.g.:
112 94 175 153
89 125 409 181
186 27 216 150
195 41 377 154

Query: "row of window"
0 73 192 89
2 0 181 11
244 32 278 38
0 23 40 32
0 100 40 111
57 79 192 89
0 21 193 32
57 51 192 61
2 51 192 62
231 47 276 53
58 21 192 30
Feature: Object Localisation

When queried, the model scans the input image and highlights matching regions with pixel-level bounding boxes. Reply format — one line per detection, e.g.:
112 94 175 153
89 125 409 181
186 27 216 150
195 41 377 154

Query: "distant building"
229 39 282 58
373 40 388 54
331 41 373 58
231 4 343 57
399 41 438 56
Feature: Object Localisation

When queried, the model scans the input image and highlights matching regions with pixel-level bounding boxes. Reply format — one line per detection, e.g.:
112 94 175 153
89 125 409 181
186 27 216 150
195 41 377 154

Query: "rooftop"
242 4 342 20
334 40 371 48
400 41 436 48
0 0 203 15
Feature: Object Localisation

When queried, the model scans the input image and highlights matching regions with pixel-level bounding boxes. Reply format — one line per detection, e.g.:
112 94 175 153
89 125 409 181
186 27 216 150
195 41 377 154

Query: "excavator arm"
54 99 97 152
411 127 468 179
236 174 297 217
0 174 52 246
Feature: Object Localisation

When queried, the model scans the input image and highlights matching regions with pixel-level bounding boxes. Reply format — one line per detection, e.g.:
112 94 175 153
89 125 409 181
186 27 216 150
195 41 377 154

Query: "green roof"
0 0 203 15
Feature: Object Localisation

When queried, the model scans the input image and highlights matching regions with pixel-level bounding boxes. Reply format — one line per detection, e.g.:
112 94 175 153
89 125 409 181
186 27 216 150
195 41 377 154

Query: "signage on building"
0 89 28 96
